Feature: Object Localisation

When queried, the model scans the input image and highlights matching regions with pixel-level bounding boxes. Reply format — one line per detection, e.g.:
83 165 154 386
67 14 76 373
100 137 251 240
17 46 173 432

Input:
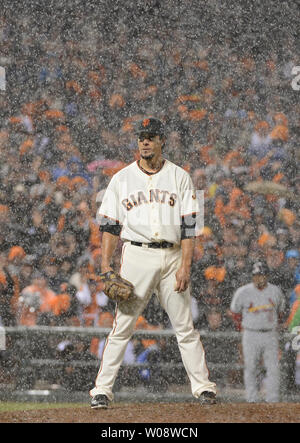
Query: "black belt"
131 241 174 249
244 328 274 333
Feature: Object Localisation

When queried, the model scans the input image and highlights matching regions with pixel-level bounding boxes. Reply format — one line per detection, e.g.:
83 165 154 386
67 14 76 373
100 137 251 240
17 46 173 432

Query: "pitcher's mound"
1 402 299 423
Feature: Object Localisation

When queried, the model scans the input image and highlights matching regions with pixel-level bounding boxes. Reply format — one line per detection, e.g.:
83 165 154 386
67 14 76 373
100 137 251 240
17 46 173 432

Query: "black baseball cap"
252 261 269 275
135 117 165 136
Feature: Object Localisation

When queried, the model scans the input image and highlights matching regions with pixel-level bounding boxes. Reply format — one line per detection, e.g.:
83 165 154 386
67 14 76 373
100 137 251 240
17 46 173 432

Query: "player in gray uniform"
230 261 285 402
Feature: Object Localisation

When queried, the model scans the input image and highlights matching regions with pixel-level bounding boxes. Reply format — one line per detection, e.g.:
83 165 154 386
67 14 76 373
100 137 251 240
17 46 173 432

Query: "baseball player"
90 117 217 408
230 261 285 402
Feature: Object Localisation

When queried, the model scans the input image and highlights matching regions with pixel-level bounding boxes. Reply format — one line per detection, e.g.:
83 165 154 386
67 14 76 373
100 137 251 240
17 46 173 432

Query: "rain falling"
0 0 299 419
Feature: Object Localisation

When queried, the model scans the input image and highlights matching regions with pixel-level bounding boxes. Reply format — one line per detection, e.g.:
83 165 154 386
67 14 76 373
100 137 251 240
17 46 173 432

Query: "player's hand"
174 265 190 293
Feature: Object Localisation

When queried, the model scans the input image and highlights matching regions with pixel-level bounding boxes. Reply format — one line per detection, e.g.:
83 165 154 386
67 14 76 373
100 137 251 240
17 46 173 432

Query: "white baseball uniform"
90 159 216 401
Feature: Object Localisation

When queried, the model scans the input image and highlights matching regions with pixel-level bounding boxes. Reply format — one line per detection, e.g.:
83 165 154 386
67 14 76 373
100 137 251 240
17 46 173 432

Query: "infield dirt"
0 402 299 423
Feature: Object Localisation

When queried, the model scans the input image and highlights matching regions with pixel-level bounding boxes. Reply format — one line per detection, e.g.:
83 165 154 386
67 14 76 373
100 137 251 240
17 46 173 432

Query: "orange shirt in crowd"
21 284 56 314
17 284 57 326
49 293 71 316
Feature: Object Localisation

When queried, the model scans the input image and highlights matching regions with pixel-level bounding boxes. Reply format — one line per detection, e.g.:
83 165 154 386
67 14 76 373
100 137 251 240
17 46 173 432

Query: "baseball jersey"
97 159 200 245
230 282 285 330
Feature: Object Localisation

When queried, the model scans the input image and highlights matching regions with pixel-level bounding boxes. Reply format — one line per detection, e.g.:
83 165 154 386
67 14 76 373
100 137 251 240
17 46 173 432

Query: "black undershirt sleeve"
99 216 195 239
99 215 122 236
181 214 197 239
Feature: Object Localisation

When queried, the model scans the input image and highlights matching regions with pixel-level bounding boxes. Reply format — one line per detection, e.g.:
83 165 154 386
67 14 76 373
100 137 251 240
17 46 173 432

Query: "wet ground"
1 402 299 423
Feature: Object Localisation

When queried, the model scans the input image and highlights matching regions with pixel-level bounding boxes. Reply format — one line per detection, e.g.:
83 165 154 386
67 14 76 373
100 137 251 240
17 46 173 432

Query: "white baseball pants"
90 242 216 401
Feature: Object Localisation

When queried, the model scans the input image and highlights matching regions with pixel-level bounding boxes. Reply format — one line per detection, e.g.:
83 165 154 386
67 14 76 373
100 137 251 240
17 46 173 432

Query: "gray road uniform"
230 282 285 402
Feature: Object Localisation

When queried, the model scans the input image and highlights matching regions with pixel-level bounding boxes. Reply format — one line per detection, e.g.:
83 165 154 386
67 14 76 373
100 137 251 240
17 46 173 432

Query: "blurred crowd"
0 1 299 389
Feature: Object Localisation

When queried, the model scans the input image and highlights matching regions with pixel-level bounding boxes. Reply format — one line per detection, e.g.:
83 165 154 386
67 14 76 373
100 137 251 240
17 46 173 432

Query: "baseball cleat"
197 391 217 405
91 394 109 409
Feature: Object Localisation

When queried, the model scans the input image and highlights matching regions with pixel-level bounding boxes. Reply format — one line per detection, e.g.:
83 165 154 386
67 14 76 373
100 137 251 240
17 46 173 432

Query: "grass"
0 402 87 412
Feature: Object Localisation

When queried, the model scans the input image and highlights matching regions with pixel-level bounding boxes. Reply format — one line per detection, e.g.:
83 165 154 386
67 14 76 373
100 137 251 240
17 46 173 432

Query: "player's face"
253 274 268 290
138 133 164 160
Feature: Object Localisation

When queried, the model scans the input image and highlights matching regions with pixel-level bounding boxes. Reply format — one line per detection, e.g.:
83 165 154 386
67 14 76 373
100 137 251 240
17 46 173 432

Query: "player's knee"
265 365 279 377
110 327 135 341
176 327 198 344
244 361 258 374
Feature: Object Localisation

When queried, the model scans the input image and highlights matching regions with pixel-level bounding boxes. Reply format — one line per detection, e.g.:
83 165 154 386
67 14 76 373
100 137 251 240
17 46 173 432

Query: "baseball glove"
99 271 134 302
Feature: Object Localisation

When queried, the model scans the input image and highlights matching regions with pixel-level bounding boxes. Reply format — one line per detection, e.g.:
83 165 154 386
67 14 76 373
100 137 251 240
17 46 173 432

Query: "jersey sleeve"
96 174 124 235
179 171 201 239
230 288 243 314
